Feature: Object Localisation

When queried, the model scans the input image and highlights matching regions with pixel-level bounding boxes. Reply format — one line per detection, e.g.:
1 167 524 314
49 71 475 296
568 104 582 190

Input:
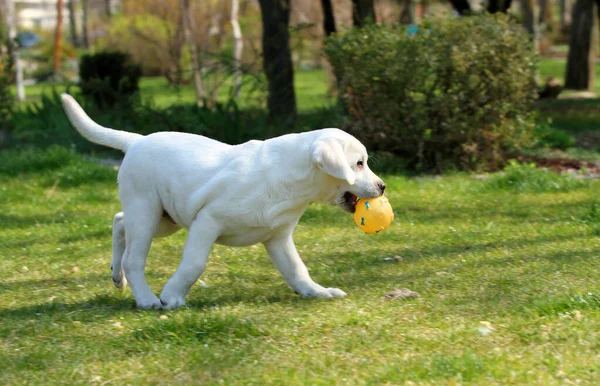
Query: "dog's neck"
249 136 340 227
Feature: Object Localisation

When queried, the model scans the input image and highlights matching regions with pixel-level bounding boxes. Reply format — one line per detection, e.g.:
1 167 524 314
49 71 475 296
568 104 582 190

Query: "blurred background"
0 0 598 173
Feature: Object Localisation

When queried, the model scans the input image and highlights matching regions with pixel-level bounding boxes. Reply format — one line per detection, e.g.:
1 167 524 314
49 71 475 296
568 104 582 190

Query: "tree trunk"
231 0 244 99
181 0 206 107
448 0 471 15
521 0 536 35
258 0 296 124
399 0 414 25
105 0 112 18
560 0 572 31
487 0 512 13
5 0 24 101
321 0 336 36
539 0 555 27
68 0 78 47
565 0 598 90
54 0 64 75
208 6 226 104
82 0 89 49
352 0 376 27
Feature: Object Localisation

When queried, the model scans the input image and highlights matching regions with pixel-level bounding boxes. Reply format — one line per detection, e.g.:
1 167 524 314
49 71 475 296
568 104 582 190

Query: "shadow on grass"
0 294 135 323
1 226 596 323
0 228 110 249
0 213 70 230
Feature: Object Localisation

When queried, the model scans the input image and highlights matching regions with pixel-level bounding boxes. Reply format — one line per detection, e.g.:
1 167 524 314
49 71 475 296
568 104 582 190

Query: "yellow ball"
353 196 394 234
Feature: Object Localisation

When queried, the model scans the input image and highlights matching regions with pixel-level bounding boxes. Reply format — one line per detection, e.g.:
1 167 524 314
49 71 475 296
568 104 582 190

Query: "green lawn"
2 149 600 384
538 59 600 95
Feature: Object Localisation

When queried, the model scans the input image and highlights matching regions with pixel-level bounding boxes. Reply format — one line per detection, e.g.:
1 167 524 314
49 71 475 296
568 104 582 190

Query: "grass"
2 56 600 383
2 148 600 384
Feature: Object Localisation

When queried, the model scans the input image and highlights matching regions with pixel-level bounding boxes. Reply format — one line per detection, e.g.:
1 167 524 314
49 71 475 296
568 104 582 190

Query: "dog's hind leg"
111 212 127 290
111 211 181 291
120 199 163 309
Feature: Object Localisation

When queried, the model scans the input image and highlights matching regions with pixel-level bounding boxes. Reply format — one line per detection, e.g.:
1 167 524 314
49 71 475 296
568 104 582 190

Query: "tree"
82 0 89 48
124 0 186 85
5 0 24 101
399 0 414 25
560 0 572 31
181 0 206 106
321 0 336 36
230 0 243 98
54 0 64 75
539 0 554 25
448 0 471 15
258 0 296 123
565 0 598 90
487 0 512 13
520 0 535 36
68 0 78 47
105 0 113 17
352 0 375 27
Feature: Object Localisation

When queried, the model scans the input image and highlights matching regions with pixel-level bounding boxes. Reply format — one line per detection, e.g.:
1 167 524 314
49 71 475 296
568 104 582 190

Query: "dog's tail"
61 93 143 152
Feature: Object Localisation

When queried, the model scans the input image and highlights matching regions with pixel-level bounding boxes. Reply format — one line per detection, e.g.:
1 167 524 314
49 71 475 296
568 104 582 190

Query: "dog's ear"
312 139 356 185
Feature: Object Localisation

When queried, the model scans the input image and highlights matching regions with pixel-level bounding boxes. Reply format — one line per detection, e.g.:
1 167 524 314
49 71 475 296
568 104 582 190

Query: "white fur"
61 94 385 309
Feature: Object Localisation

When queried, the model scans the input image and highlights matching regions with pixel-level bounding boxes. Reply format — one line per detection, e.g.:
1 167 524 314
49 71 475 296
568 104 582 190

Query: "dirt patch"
514 154 600 179
576 131 600 150
384 288 420 300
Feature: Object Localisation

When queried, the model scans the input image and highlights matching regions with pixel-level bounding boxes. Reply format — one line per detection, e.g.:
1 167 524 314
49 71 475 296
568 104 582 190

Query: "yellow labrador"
61 94 386 309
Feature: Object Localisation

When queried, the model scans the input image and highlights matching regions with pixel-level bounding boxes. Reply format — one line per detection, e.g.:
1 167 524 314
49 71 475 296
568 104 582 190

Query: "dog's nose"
378 182 386 194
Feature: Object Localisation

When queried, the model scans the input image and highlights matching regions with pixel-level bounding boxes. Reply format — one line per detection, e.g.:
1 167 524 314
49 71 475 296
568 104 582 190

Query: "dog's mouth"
339 191 358 213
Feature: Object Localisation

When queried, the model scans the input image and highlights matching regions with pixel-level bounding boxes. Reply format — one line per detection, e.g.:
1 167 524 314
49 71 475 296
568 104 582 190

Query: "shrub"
0 39 14 147
0 146 77 176
0 145 118 187
534 120 576 150
482 160 586 193
79 52 142 109
9 90 270 152
0 69 13 148
325 14 538 172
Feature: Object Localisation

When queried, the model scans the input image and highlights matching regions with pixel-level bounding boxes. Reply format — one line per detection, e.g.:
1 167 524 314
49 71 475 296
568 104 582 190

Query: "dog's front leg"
263 231 347 299
159 214 219 309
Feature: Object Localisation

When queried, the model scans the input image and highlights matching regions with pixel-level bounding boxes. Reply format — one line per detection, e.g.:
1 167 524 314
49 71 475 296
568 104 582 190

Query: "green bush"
9 90 270 152
325 14 538 172
0 146 78 176
0 41 14 146
482 160 586 193
0 145 117 187
534 121 576 150
79 52 142 109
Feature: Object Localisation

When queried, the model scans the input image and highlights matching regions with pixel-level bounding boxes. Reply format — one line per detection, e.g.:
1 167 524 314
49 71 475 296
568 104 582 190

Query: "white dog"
61 94 386 309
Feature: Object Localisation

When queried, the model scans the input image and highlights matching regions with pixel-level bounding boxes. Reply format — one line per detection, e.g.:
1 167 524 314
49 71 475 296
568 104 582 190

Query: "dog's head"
312 129 386 213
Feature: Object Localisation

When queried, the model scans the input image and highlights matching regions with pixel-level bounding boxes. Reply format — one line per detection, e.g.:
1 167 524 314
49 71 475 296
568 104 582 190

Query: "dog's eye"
357 160 364 167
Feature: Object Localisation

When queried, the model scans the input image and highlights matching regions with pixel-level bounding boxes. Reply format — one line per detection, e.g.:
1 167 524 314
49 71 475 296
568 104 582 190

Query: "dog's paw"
325 287 347 298
135 296 163 310
111 271 128 290
295 283 347 299
158 287 187 310
159 296 186 310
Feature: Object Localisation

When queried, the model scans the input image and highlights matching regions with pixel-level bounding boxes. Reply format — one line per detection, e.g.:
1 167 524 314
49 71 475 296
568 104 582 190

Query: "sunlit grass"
2 149 600 384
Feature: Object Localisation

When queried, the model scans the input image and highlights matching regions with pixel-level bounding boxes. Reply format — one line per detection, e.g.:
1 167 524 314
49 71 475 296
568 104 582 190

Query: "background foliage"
326 14 539 171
